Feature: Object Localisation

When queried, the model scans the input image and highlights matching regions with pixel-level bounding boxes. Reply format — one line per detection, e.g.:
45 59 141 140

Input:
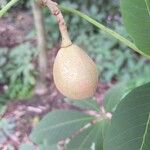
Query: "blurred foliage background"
0 0 150 99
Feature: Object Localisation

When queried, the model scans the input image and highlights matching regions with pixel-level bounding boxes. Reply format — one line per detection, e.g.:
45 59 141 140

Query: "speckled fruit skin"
53 44 98 100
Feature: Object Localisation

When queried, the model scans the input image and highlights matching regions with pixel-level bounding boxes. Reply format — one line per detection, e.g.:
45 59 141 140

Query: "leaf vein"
140 113 150 150
38 117 92 133
145 0 150 17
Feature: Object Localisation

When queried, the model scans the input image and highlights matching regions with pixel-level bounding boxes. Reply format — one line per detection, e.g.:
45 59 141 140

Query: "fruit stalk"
41 0 72 47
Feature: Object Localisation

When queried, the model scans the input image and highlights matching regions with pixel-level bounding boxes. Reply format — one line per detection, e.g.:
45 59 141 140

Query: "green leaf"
8 145 15 150
39 144 58 150
120 0 150 56
39 140 58 150
0 105 7 116
104 82 150 150
19 144 35 150
72 99 100 111
66 123 102 150
66 119 110 150
30 110 94 145
104 82 128 112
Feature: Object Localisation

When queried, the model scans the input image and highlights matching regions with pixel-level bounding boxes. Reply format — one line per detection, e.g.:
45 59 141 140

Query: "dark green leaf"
104 82 150 150
104 82 128 112
71 99 100 111
39 140 58 150
0 105 7 116
30 110 94 145
19 144 35 150
121 0 150 55
66 123 102 150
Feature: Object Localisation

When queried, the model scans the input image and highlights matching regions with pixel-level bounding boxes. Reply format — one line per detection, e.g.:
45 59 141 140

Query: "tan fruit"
53 44 98 100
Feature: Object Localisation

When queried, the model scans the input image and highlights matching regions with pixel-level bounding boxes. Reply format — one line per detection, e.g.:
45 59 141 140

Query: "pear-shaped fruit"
53 44 98 100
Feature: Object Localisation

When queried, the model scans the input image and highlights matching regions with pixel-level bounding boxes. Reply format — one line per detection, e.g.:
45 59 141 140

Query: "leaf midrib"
145 0 150 17
140 113 150 150
78 126 96 150
38 117 92 133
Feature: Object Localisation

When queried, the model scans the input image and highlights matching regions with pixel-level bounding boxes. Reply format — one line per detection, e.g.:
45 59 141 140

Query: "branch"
41 0 72 47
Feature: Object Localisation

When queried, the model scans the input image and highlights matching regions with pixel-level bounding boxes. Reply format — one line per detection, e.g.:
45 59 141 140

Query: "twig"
41 0 72 47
